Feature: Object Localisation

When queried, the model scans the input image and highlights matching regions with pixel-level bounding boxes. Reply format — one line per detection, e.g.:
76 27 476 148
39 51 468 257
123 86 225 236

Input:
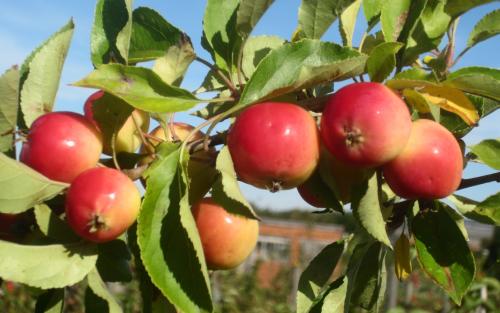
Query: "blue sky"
1 1 499 210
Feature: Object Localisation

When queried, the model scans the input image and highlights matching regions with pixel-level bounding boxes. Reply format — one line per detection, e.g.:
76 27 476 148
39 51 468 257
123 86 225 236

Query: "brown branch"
458 172 500 190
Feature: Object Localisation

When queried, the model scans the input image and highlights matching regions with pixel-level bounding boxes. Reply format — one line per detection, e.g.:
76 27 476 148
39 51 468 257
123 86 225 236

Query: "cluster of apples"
17 91 257 270
227 82 463 206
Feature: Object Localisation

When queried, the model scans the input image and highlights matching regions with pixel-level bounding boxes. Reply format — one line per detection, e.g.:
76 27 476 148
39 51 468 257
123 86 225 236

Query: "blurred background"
0 1 499 312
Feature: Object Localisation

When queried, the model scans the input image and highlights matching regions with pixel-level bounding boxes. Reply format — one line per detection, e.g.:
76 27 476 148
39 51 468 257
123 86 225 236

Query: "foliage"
0 0 499 312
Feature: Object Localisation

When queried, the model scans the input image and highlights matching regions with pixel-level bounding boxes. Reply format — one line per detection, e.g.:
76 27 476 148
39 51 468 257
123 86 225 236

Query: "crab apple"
140 124 217 204
227 102 320 191
382 119 463 200
297 183 325 208
65 167 141 243
191 198 259 270
84 90 150 154
320 82 412 168
20 112 102 183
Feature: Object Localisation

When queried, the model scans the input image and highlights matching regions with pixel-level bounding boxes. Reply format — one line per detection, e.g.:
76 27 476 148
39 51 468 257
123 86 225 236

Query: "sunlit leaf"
236 0 275 38
239 39 367 107
366 42 403 82
298 0 354 39
91 0 133 66
241 35 285 79
467 9 500 50
445 67 500 101
339 0 362 47
85 269 123 313
20 20 74 127
469 138 500 170
380 0 410 42
211 146 257 219
0 154 68 214
0 66 19 153
73 64 202 113
0 240 97 289
153 37 195 86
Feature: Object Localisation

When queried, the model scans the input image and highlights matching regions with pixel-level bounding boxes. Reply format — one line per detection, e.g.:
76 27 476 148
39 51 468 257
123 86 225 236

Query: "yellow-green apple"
227 102 320 191
321 82 412 168
84 91 150 154
383 119 463 199
65 167 141 242
191 198 259 270
20 112 102 183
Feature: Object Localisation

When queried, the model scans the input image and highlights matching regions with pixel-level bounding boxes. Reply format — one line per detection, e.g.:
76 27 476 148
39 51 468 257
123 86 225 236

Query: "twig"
110 132 121 171
195 56 238 96
458 172 500 190
131 112 153 154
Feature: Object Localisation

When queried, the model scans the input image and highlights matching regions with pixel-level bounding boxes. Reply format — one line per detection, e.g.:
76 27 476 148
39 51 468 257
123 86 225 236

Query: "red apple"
227 102 320 191
320 82 412 167
383 119 463 199
65 167 141 243
192 198 259 270
20 112 102 183
297 183 325 208
84 90 150 154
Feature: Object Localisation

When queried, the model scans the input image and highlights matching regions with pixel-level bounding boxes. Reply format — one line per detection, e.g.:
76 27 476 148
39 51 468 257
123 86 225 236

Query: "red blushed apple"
320 82 412 168
227 102 320 191
65 167 141 243
20 112 102 183
383 119 463 200
192 198 259 270
297 183 325 208
84 90 150 154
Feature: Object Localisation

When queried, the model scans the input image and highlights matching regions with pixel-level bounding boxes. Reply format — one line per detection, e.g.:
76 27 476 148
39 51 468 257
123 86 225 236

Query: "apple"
84 90 150 154
65 167 141 243
383 119 463 199
20 112 102 183
227 102 320 191
320 82 412 168
140 123 217 204
191 198 259 270
297 183 325 208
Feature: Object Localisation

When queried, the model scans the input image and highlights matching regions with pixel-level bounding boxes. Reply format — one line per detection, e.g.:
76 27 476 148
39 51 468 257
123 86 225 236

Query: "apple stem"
131 112 153 154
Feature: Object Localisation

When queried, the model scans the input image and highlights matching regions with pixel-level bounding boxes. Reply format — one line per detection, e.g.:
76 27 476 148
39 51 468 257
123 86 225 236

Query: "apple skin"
297 183 325 208
227 102 320 191
191 198 259 270
84 90 150 154
140 124 217 204
382 119 463 200
65 167 141 243
20 112 102 183
320 82 412 168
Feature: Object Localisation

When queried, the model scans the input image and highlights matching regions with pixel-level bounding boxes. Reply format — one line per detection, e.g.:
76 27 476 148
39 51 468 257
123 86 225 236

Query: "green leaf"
0 66 19 153
195 69 226 94
298 0 354 40
236 0 275 38
449 194 500 226
96 239 132 282
137 144 212 313
366 42 403 82
413 206 476 304
296 240 345 313
351 175 392 248
445 67 500 101
308 276 347 313
444 0 497 19
211 146 257 219
129 7 186 63
203 0 241 72
360 31 384 55
153 37 195 86
467 9 500 49
239 39 367 107
0 240 97 289
339 0 362 47
469 138 500 170
35 289 64 313
34 204 79 243
0 154 68 214
20 19 74 127
73 64 202 113
85 269 123 313
241 35 285 80
363 0 382 29
380 0 411 42
91 0 133 67
345 241 387 312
